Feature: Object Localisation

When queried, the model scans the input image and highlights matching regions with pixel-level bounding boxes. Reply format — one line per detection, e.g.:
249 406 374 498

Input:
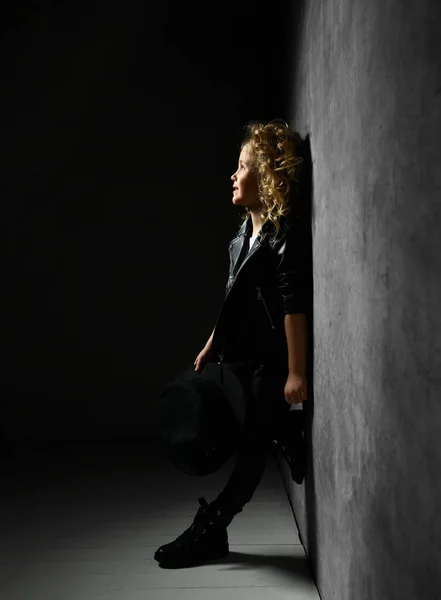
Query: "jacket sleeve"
274 220 312 314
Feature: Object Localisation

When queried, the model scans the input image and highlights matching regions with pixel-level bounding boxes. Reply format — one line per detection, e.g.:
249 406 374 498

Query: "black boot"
154 497 242 568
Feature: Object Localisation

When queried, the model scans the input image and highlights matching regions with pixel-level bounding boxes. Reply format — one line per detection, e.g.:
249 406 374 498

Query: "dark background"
2 0 296 441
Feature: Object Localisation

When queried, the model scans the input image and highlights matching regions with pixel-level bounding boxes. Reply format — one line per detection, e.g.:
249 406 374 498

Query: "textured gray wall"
280 1 441 599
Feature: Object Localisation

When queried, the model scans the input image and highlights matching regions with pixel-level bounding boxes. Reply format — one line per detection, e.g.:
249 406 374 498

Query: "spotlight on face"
231 144 260 210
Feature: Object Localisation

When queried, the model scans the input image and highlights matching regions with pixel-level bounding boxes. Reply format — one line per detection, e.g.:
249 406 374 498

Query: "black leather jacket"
211 214 312 367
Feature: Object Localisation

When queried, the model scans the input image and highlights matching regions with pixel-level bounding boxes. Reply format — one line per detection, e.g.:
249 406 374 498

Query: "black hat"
153 362 250 476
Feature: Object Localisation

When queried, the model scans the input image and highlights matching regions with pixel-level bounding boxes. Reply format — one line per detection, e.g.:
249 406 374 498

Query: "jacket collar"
232 214 283 244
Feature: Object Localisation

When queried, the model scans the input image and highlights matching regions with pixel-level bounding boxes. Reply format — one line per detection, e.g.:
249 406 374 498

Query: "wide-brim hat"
152 361 251 476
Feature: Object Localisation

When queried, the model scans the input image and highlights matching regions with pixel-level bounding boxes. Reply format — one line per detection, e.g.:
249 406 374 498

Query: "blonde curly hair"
240 119 304 234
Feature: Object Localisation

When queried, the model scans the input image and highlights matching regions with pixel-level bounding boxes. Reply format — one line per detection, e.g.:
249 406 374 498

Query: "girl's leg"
214 363 289 512
153 362 289 567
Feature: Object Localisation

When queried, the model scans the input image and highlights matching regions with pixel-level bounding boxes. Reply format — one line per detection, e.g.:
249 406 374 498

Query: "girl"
154 119 311 569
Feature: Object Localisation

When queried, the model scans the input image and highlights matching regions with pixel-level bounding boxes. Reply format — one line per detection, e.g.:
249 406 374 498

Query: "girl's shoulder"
263 215 308 256
264 214 298 241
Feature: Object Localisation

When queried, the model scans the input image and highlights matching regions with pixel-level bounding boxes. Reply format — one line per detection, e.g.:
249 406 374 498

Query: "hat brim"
176 362 248 426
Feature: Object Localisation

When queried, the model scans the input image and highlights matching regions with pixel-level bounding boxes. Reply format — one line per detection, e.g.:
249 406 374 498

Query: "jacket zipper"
216 232 263 362
217 337 226 364
229 236 261 294
257 285 276 330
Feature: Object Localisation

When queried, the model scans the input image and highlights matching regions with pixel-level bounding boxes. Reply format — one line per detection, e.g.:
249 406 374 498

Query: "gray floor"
1 440 320 600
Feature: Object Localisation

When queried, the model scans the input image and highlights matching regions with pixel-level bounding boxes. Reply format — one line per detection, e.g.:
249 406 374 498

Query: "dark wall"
2 0 292 441
279 0 441 599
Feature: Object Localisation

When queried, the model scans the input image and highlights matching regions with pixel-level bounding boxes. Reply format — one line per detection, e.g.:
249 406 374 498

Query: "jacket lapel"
235 233 261 276
228 216 268 286
229 218 249 277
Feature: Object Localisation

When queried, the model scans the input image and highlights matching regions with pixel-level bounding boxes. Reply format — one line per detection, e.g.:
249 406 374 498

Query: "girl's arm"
274 220 312 377
274 220 312 318
284 313 307 376
205 327 215 350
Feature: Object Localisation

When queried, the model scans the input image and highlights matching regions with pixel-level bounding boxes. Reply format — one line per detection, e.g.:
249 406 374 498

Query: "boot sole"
157 545 229 569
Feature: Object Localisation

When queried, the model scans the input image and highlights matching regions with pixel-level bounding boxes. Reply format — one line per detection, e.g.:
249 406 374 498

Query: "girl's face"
231 144 261 210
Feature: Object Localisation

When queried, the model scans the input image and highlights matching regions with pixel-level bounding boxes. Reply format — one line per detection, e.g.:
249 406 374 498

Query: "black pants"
214 360 291 513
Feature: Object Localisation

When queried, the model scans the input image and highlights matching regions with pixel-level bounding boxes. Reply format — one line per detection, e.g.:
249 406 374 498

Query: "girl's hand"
194 345 212 372
284 372 307 404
